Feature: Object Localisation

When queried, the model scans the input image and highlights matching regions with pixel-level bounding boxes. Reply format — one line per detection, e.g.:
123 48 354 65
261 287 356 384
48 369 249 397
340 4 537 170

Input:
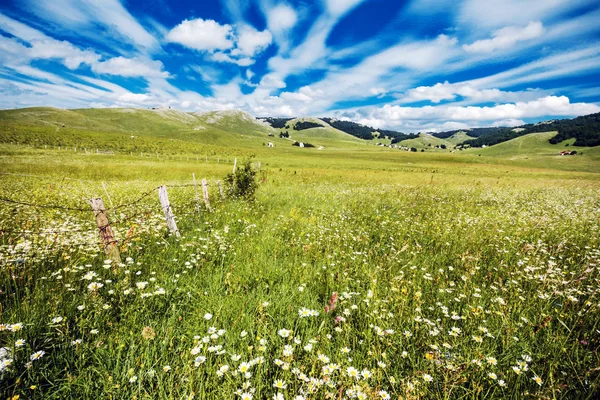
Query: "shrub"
224 158 258 200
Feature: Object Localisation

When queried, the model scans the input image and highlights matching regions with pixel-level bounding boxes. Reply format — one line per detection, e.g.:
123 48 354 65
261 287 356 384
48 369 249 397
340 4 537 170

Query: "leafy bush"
224 158 258 200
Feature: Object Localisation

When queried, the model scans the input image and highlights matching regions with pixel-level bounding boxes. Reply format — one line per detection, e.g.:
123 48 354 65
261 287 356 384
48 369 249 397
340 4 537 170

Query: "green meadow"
1 108 599 399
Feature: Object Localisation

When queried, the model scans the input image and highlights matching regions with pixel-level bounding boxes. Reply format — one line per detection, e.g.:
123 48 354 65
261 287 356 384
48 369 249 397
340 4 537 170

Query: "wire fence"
0 179 226 255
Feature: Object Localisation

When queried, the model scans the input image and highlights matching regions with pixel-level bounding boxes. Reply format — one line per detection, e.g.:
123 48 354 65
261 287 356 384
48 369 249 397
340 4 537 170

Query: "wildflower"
488 372 497 380
30 351 45 361
273 393 284 400
283 345 293 357
147 369 156 377
141 326 156 340
194 356 206 366
278 329 291 338
340 347 350 354
401 351 408 358
239 362 251 373
136 282 148 290
423 374 433 383
361 369 372 380
448 327 461 337
87 282 103 291
378 391 391 400
71 339 82 345
532 376 543 386
77 305 85 311
240 330 248 338
163 365 171 373
204 313 213 320
15 339 25 347
512 366 522 375
325 292 338 313
129 376 138 383
240 393 253 400
82 271 97 280
347 366 359 379
486 357 497 366
318 353 330 363
472 336 483 343
498 380 506 387
273 379 287 389
90 329 99 334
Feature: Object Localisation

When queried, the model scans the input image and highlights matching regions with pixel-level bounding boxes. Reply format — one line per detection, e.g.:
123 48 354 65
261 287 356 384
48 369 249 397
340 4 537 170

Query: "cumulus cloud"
463 21 544 53
92 57 170 78
235 25 273 57
402 81 544 104
166 18 273 66
166 19 234 52
339 96 600 131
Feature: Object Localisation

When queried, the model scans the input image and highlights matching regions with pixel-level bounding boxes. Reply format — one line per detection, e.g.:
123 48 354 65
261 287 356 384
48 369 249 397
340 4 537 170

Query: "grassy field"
1 108 600 399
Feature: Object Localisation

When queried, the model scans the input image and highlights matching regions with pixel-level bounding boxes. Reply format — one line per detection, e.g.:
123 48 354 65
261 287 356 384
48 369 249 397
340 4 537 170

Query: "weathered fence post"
158 185 180 237
88 198 121 264
202 179 211 211
192 173 201 220
217 180 224 200
257 161 261 169
232 158 237 174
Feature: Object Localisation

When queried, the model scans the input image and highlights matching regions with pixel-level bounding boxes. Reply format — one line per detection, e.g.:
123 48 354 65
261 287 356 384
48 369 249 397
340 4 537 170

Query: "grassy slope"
445 131 476 145
398 133 453 149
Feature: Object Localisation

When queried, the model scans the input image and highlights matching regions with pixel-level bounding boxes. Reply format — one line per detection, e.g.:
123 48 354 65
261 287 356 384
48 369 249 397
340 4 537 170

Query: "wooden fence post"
88 198 121 264
202 179 211 211
192 173 201 220
217 180 224 200
158 185 180 237
232 158 237 174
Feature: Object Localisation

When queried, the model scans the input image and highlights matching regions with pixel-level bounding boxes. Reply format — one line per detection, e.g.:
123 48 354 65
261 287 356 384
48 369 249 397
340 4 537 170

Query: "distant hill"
432 112 600 147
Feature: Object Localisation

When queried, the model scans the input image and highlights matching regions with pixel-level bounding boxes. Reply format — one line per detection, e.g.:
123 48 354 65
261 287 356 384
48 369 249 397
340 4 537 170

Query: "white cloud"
92 57 170 78
457 0 595 30
370 87 387 97
28 40 101 69
325 0 365 16
463 21 544 53
344 95 600 132
267 4 298 34
166 19 234 52
22 0 159 50
259 73 287 89
211 52 254 67
235 25 273 57
402 81 545 104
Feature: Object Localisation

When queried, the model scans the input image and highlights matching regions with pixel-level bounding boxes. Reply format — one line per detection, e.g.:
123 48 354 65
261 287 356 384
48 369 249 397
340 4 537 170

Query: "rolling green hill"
0 107 283 154
398 133 453 149
445 131 476 146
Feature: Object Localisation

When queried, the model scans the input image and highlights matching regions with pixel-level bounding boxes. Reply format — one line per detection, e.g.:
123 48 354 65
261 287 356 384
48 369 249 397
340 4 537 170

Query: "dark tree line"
293 121 324 130
259 117 293 129
321 118 417 142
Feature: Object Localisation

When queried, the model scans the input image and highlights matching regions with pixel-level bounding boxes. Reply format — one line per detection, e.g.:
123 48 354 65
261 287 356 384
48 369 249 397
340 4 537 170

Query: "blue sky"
0 0 599 132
